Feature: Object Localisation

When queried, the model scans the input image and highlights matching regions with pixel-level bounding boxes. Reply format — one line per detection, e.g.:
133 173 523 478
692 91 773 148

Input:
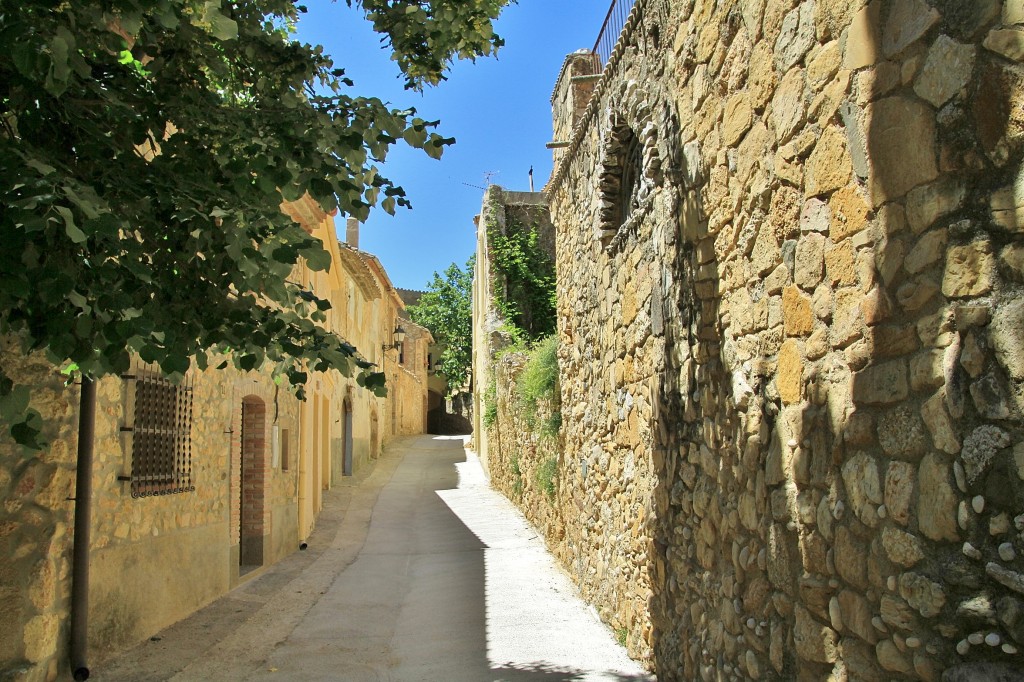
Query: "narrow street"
95 435 654 682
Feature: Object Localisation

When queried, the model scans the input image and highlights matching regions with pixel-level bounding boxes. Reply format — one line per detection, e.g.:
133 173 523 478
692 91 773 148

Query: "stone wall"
536 0 1024 679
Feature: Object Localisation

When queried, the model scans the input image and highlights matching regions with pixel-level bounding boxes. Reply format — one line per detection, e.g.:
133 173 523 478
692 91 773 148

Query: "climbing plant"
0 0 512 447
487 215 556 342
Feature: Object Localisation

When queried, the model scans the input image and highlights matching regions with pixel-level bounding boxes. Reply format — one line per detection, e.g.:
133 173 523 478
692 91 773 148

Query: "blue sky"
296 1 608 291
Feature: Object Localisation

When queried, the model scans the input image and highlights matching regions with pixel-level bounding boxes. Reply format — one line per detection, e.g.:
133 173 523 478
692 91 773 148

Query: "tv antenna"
482 170 500 186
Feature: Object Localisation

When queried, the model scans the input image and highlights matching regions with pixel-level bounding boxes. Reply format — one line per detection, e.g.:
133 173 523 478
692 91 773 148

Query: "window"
617 129 643 225
595 116 658 246
128 372 194 497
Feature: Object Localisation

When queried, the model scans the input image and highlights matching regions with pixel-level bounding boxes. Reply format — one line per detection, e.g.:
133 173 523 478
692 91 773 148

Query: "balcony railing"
592 0 639 66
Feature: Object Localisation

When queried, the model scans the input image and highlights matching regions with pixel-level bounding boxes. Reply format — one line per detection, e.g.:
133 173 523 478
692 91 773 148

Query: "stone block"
23 614 59 663
876 639 913 673
1007 0 1024 24
768 522 798 594
906 177 967 235
1001 243 1024 278
991 298 1024 379
896 276 940 312
770 67 808 144
899 571 946 618
914 35 976 108
881 0 940 58
806 126 853 197
828 185 870 241
885 460 915 526
838 589 878 644
961 425 1010 485
794 604 839 664
795 233 825 289
903 229 948 275
865 96 939 205
881 527 924 567
844 2 883 70
860 287 891 325
921 390 960 454
842 452 883 525
877 405 927 460
984 28 1024 62
800 197 831 234
836 526 869 589
970 372 1012 420
832 287 865 348
778 338 804 405
748 41 777 111
808 41 841 92
942 240 995 298
917 452 959 542
775 1 816 72
825 240 858 286
990 175 1024 232
723 92 753 147
852 360 908 405
783 285 814 337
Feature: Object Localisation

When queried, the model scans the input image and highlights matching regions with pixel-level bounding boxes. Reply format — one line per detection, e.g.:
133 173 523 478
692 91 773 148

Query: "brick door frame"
239 395 268 570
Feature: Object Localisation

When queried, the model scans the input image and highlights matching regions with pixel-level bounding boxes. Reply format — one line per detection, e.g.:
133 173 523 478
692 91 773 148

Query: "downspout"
70 377 96 681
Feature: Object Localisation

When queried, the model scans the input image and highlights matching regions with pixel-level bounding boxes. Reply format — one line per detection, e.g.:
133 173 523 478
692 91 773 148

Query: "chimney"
549 50 601 167
346 217 359 249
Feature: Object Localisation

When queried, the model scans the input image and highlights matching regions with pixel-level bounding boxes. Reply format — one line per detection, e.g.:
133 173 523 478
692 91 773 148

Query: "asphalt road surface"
96 435 655 682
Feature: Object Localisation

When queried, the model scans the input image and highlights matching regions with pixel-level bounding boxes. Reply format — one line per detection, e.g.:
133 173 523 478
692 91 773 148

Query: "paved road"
96 435 654 682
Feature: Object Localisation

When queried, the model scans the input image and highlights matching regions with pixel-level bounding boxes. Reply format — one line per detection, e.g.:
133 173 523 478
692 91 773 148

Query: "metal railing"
592 0 638 66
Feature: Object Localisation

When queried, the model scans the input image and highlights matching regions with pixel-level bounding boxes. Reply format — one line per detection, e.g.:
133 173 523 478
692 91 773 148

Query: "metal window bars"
124 361 195 498
592 0 639 67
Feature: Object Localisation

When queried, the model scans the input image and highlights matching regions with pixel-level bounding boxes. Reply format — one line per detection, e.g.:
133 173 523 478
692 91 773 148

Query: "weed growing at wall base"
510 454 523 497
519 334 559 431
537 456 557 500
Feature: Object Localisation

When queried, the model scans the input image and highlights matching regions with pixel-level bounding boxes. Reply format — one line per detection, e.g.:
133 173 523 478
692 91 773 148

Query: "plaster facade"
1 197 430 681
478 0 1024 679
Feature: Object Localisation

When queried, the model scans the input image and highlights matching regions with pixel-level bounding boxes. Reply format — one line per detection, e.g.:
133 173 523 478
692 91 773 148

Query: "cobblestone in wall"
538 0 1024 679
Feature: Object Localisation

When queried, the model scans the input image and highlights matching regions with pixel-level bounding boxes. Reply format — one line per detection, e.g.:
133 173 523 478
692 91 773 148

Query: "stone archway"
239 395 268 572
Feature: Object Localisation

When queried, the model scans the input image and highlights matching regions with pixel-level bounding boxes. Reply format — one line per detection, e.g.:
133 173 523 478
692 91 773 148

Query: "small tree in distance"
407 256 474 396
0 0 511 446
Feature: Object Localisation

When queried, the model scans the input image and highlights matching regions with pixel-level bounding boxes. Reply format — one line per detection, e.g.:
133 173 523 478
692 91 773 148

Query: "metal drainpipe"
70 377 96 681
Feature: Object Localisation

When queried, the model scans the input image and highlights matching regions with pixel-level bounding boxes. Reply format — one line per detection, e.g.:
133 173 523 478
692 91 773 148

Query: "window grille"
126 369 194 497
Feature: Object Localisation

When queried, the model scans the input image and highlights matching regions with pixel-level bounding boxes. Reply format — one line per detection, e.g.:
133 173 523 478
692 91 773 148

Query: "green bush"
537 456 558 500
519 334 558 417
510 454 523 497
482 376 498 428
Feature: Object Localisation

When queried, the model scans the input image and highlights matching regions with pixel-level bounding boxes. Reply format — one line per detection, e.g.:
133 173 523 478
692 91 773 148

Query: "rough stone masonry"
478 0 1024 680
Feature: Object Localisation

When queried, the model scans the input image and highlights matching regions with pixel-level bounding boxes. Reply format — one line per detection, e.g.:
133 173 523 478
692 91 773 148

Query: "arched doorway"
240 395 267 572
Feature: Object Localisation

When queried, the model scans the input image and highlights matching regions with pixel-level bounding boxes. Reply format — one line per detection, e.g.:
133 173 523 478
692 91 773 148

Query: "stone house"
477 0 1024 679
0 196 431 681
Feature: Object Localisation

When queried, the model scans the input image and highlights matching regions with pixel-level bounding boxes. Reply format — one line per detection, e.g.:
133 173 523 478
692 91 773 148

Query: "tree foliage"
407 256 473 396
0 0 510 446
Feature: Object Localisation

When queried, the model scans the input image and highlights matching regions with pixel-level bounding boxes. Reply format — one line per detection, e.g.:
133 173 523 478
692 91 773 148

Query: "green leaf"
303 245 331 272
11 410 44 450
205 3 239 40
46 30 72 96
0 386 31 422
55 206 87 243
